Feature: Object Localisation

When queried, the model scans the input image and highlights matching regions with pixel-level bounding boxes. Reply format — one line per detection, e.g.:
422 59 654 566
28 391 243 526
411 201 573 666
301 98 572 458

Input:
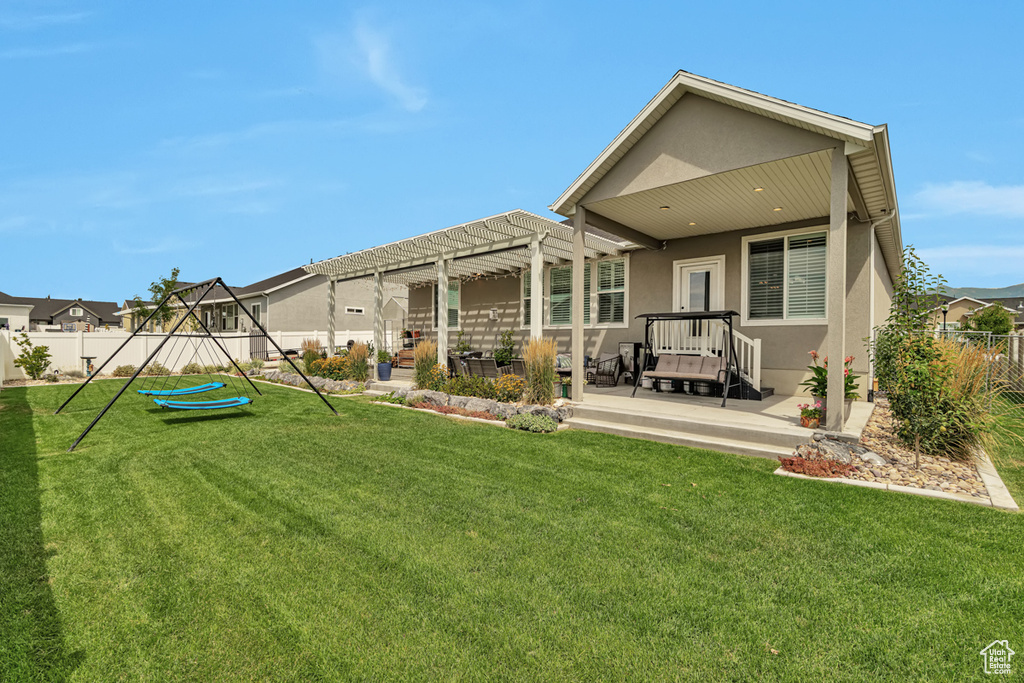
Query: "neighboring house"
929 295 1024 331
117 267 407 336
0 291 122 331
306 70 903 431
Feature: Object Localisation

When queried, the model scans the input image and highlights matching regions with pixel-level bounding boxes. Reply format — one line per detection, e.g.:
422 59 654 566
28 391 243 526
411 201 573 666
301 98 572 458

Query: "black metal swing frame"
57 277 338 452
630 310 745 407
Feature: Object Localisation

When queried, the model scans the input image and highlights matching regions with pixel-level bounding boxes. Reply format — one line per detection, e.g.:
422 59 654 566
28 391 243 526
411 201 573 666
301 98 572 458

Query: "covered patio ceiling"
303 209 635 287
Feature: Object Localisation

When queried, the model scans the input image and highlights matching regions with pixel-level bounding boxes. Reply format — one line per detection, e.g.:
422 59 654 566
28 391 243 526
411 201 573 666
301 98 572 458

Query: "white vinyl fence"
0 329 389 380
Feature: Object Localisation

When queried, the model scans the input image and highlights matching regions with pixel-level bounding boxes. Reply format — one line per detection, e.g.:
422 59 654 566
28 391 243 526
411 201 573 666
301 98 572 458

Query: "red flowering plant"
799 350 860 399
797 400 824 420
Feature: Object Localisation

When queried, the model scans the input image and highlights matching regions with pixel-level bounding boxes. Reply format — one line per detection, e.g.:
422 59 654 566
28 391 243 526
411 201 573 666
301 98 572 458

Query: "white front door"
673 256 724 313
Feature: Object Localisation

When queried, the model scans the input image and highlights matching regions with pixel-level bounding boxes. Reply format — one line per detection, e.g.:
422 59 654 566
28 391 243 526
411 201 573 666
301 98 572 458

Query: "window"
597 260 626 324
70 307 83 316
223 303 238 331
433 279 459 330
746 230 827 322
344 306 364 315
250 303 262 325
522 258 627 328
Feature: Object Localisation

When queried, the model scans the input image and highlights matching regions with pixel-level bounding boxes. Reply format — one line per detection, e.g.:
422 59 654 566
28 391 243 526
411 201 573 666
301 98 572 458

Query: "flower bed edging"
387 386 573 422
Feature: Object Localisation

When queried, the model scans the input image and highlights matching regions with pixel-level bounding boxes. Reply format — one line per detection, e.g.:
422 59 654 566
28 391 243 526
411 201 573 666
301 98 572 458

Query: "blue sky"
2 0 1022 302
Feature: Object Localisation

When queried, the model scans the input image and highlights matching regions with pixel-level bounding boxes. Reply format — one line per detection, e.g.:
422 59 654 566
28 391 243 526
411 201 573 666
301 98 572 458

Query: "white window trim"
70 307 83 316
672 255 726 313
431 279 461 332
250 302 262 325
741 225 829 327
520 254 630 330
344 306 365 315
222 303 239 331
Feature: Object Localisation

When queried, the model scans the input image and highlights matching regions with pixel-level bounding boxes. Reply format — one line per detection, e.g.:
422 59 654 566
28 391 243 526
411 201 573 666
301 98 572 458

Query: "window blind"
748 238 784 319
786 233 826 318
522 269 531 326
549 267 572 325
597 259 625 324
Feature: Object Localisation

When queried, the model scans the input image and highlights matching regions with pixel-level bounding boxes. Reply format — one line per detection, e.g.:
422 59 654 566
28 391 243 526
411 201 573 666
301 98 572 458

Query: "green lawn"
2 379 1022 681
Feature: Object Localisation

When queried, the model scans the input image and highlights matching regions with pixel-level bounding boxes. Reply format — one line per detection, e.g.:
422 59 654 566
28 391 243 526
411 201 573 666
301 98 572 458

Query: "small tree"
132 267 181 332
963 305 1014 335
12 333 52 379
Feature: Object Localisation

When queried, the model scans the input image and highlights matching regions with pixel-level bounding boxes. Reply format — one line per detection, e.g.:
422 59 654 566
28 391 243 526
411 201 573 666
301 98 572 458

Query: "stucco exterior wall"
0 305 32 331
266 276 407 333
582 94 837 206
872 230 894 331
407 222 876 395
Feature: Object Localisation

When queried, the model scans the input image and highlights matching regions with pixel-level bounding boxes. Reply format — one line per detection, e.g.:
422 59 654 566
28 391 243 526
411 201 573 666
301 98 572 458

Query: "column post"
571 207 586 402
530 234 544 340
826 147 848 431
437 258 449 363
373 270 385 380
326 276 336 356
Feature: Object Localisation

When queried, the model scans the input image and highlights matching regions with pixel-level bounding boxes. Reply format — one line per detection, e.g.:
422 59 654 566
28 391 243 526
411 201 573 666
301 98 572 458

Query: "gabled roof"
0 293 121 323
548 70 902 278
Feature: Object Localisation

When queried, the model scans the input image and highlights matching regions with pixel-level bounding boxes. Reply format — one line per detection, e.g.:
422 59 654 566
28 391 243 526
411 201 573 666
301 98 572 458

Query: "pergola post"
436 257 449 363
373 270 384 380
826 147 848 431
530 234 544 339
571 207 586 401
326 276 336 356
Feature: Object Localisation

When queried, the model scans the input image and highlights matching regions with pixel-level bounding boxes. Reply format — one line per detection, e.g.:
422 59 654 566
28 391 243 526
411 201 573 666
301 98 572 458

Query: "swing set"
56 277 337 452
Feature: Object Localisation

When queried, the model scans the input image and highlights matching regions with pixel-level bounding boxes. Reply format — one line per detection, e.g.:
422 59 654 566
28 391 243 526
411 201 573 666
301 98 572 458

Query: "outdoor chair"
510 358 527 378
592 352 623 387
447 355 462 378
478 358 506 379
465 357 485 377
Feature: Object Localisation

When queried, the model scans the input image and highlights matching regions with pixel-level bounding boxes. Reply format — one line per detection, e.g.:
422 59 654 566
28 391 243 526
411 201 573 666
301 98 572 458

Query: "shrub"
523 337 557 405
248 357 265 372
308 356 349 380
494 373 526 403
414 340 438 389
493 329 515 365
302 349 320 370
112 364 136 377
507 413 557 433
376 391 407 405
12 333 51 380
348 342 369 382
142 362 171 376
61 368 86 379
376 348 392 365
443 374 496 400
180 362 204 375
453 330 471 354
963 305 1014 335
301 338 321 355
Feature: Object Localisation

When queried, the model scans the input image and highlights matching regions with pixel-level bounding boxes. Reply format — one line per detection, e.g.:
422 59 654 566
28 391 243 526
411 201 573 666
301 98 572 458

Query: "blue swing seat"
138 382 226 397
154 396 253 410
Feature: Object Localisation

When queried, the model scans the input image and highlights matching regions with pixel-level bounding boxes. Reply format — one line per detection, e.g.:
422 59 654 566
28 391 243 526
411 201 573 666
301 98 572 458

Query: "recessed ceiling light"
754 187 764 192
659 205 670 211
688 222 696 226
773 207 783 212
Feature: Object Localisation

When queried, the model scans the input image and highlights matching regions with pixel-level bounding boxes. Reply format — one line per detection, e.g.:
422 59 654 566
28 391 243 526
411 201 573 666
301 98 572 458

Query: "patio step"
564 417 792 460
567 403 806 450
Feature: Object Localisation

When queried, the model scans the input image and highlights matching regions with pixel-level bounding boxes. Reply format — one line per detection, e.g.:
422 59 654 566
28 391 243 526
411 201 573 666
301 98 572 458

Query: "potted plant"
797 401 824 429
376 348 393 382
798 350 860 420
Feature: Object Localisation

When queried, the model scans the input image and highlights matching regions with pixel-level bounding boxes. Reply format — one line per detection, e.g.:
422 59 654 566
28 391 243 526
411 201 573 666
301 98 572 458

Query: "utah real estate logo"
981 640 1014 675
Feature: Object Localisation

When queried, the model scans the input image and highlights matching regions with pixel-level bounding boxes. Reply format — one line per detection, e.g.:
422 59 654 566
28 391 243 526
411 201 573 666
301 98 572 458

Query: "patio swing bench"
642 354 729 395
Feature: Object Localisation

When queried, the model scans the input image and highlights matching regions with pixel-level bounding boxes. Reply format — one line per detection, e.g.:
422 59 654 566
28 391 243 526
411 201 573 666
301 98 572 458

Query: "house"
305 70 903 432
929 295 1024 331
117 266 407 339
0 291 122 331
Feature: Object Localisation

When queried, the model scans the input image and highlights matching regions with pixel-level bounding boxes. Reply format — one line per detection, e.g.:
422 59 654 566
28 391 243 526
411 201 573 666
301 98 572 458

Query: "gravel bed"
851 398 988 499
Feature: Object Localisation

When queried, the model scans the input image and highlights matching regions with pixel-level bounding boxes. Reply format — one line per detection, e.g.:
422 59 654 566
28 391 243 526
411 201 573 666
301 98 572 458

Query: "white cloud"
913 181 1024 218
0 12 91 30
917 244 1024 278
316 21 427 112
0 42 95 59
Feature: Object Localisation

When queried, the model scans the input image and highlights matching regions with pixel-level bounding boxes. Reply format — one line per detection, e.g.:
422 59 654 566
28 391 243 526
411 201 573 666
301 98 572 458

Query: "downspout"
866 208 896 401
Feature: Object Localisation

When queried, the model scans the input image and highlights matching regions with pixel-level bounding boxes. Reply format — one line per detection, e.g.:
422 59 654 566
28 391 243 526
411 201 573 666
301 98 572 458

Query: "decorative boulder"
405 390 429 404
491 402 519 420
421 390 448 407
448 395 471 409
464 398 498 414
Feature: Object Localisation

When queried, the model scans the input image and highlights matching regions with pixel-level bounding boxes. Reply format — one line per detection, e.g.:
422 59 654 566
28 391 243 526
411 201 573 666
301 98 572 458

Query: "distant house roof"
0 292 121 325
932 295 1024 324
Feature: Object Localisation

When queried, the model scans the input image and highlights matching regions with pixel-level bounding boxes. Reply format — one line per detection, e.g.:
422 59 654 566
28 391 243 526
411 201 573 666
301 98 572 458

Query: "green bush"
307 356 349 380
204 364 227 374
376 392 407 405
180 362 204 375
963 305 1014 335
142 362 171 376
302 349 320 370
12 333 51 380
112 364 136 377
348 342 369 382
414 340 437 389
444 374 496 400
493 329 515 365
506 413 557 433
249 357 265 372
493 373 526 403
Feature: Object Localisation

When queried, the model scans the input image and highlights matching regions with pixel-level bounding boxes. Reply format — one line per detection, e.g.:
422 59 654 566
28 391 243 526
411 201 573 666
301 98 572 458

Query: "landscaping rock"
406 390 429 404
419 390 447 406
448 395 470 409
464 398 498 414
554 405 573 422
859 451 887 465
391 386 409 398
524 405 559 421
309 377 328 389
491 402 519 420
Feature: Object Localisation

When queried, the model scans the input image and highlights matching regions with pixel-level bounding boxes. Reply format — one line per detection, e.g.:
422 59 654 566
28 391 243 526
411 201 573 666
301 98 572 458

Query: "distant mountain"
941 284 1024 299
